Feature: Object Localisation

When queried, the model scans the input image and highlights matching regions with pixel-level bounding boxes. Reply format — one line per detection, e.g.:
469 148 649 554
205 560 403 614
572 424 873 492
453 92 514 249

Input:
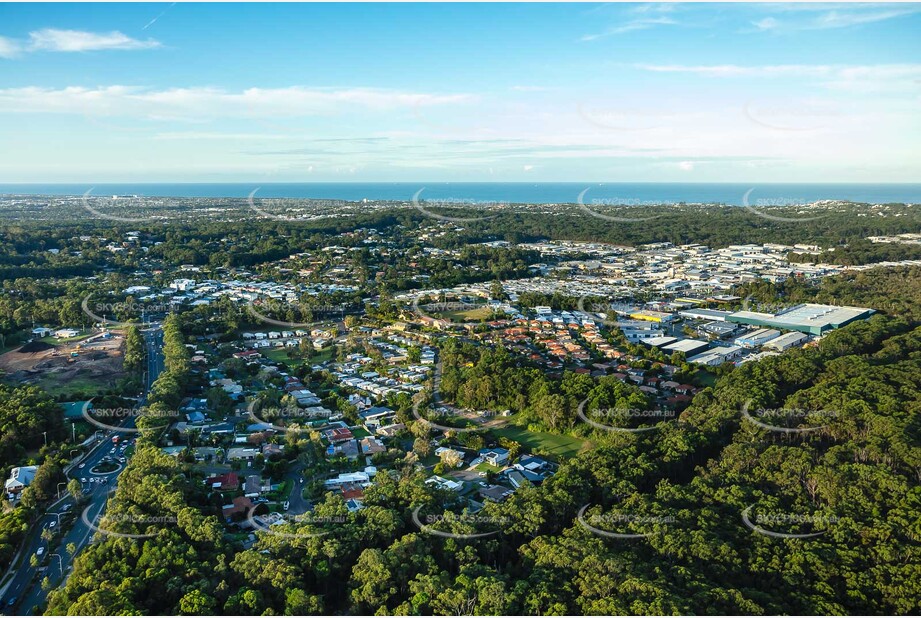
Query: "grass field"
440 307 495 322
489 424 590 459
262 347 335 367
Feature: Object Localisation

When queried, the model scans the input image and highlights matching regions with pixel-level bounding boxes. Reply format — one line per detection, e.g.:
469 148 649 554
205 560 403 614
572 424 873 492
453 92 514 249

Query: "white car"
48 521 56 529
283 501 290 511
36 547 45 557
78 463 86 469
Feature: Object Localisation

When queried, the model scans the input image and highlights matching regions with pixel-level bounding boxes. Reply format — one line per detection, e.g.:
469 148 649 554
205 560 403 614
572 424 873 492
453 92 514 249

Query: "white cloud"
0 36 20 58
582 17 676 41
28 28 161 52
752 17 781 31
0 85 475 117
0 29 161 58
678 161 695 171
633 63 921 91
751 5 920 32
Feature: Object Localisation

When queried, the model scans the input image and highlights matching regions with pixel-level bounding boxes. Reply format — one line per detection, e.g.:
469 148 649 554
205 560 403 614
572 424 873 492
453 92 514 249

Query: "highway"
1 326 164 615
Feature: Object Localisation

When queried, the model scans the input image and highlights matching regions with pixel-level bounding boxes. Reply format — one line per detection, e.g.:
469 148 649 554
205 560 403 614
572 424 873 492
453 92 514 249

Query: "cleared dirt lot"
0 332 127 396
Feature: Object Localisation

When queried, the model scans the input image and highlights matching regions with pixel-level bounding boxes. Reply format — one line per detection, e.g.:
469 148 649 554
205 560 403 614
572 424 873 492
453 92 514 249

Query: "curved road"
1 326 163 615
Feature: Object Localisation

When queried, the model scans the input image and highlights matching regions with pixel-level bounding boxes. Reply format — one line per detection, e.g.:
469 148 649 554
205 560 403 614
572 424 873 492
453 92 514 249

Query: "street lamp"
56 482 67 499
49 553 63 576
42 431 47 447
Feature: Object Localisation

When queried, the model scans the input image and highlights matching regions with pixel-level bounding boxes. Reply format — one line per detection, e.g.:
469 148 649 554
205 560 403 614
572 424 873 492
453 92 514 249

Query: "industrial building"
662 338 711 356
764 331 809 351
688 345 743 366
678 308 734 322
735 328 781 348
727 303 874 336
629 310 675 324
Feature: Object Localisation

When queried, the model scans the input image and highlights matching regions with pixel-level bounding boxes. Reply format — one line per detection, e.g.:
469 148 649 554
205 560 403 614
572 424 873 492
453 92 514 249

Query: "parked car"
283 501 290 511
78 463 86 469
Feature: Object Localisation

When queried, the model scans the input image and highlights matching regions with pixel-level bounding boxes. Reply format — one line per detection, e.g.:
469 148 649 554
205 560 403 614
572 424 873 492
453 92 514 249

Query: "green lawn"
262 347 335 367
440 307 494 322
489 424 590 460
351 427 371 439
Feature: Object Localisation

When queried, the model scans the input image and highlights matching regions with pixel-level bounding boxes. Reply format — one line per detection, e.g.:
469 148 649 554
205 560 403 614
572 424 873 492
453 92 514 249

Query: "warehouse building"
727 303 874 336
678 308 734 322
662 338 711 356
764 331 809 351
735 328 781 348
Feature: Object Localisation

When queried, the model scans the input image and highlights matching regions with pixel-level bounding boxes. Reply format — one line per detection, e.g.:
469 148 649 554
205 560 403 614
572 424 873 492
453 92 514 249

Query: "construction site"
0 330 127 397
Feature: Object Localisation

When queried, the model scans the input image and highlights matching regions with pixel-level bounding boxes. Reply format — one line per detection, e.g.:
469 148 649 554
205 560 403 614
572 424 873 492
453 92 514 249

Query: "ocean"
0 183 919 206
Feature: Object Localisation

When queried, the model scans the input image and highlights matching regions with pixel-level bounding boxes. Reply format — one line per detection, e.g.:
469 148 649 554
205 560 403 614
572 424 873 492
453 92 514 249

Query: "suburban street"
1 326 164 615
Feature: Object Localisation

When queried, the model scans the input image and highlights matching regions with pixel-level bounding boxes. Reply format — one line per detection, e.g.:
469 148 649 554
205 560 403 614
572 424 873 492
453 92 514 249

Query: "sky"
0 2 919 183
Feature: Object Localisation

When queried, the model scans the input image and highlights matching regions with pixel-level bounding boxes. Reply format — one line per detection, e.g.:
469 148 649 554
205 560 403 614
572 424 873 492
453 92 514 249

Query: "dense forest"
42 269 921 615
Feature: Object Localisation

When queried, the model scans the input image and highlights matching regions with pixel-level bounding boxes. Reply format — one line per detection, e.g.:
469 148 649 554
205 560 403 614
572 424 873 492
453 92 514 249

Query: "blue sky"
1 2 919 182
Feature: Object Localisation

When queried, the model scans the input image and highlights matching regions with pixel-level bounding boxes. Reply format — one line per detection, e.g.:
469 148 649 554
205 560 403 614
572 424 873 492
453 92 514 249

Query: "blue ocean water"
0 183 918 206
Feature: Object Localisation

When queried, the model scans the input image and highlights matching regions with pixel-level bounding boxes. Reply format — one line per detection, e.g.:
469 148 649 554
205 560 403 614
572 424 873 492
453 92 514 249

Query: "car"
78 463 86 469
61 504 72 512
283 501 290 511
36 547 44 557
6 596 17 608
299 478 304 484
48 521 56 529
80 477 88 483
